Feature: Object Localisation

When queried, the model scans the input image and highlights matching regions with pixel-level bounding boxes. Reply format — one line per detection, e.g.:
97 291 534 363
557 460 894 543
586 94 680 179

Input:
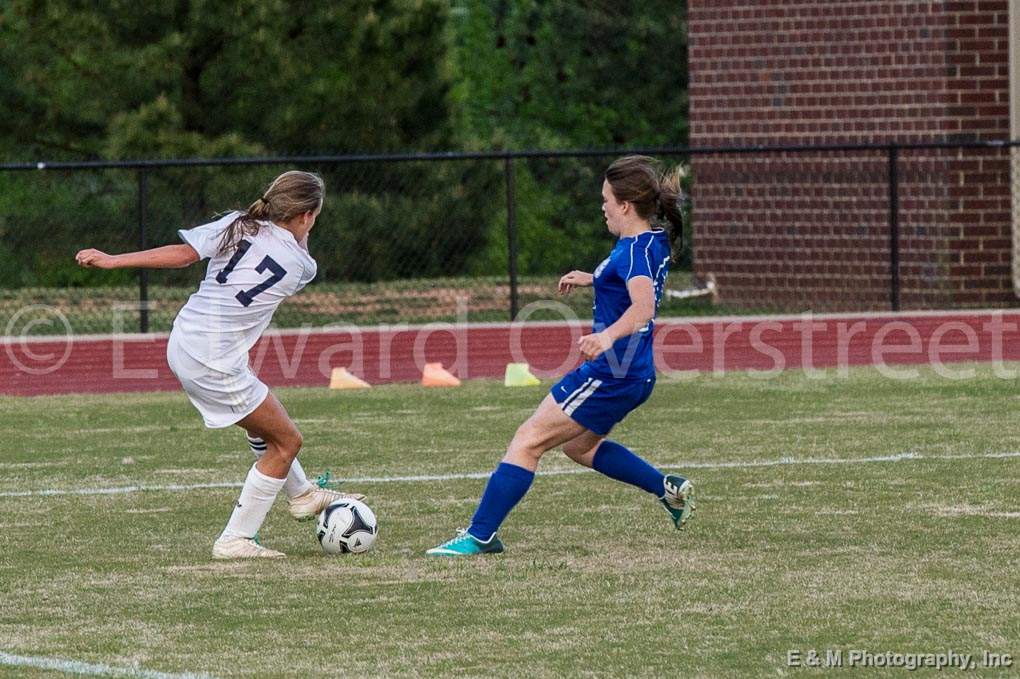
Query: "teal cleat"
426 529 505 557
660 474 695 530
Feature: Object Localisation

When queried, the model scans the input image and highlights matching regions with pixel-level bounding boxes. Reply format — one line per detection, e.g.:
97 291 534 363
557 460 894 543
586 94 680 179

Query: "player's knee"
508 422 545 461
561 445 587 465
561 437 602 467
287 429 304 456
561 438 585 457
268 428 302 460
561 447 585 465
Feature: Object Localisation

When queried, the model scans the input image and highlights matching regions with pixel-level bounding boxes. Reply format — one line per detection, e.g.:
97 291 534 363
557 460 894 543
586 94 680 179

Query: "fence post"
505 155 519 320
137 169 149 333
887 145 900 312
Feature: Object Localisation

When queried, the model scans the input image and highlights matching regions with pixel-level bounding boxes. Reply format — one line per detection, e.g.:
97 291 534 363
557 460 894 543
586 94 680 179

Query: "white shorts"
166 332 269 429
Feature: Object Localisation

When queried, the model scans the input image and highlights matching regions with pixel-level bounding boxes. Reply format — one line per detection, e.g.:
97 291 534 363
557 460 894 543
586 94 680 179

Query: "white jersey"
172 212 316 367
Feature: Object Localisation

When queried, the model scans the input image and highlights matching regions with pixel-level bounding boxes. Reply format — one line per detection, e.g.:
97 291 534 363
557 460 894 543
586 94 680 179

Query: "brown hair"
218 170 325 254
604 155 688 262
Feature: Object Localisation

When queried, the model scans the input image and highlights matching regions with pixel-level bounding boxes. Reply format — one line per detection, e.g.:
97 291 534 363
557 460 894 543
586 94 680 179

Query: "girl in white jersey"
76 170 362 559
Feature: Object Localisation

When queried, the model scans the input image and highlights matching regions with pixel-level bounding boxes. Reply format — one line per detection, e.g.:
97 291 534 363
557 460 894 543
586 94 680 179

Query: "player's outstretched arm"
75 244 200 270
558 270 594 295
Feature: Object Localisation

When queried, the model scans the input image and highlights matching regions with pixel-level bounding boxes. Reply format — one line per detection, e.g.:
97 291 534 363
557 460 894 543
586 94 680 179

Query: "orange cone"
421 362 461 387
329 367 371 390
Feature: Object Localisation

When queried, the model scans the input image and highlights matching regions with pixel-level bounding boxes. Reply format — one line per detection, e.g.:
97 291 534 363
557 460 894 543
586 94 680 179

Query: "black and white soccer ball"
316 499 378 554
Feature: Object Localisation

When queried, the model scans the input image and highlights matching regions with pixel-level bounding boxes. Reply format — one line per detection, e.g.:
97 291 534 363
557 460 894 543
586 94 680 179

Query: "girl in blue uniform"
428 155 694 556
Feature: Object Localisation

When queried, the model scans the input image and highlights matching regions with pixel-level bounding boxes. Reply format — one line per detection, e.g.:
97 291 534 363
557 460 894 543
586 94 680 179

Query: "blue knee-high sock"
592 440 665 497
468 462 535 541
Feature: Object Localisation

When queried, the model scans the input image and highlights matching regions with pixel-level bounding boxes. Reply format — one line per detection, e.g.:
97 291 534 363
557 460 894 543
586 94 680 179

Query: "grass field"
1 365 1018 678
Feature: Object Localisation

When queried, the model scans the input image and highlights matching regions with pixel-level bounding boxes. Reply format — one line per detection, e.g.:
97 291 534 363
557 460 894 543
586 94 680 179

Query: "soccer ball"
316 499 378 554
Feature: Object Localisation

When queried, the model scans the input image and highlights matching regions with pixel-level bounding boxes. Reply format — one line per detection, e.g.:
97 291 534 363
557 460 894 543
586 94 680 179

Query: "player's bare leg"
428 396 587 556
242 436 363 521
561 431 605 468
503 395 589 471
239 392 303 478
240 392 365 523
213 393 302 558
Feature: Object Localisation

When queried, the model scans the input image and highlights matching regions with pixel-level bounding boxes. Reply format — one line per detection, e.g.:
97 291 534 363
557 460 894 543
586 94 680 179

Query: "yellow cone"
329 367 371 390
504 362 540 387
422 362 461 387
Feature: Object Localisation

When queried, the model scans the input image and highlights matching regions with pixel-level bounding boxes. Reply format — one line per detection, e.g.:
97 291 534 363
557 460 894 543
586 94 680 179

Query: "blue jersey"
587 229 671 380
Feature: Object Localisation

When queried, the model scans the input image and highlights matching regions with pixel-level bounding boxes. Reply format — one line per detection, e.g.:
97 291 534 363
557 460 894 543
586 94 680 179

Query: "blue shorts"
551 364 655 436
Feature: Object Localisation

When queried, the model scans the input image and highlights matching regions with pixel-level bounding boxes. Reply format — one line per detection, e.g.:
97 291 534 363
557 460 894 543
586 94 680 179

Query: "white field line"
0 451 1017 499
0 651 216 679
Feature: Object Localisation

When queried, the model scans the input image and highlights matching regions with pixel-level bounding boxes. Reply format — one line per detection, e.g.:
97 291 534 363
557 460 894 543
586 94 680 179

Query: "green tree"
0 0 451 159
448 1 689 274
449 1 687 150
0 1 466 287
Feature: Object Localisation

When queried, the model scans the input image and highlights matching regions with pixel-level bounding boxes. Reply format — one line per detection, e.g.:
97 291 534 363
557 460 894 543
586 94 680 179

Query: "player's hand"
578 332 612 361
75 249 117 269
558 270 593 295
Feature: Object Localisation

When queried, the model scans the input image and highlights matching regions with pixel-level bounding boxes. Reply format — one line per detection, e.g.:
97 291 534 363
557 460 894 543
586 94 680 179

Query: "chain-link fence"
0 141 1016 336
691 140 1016 313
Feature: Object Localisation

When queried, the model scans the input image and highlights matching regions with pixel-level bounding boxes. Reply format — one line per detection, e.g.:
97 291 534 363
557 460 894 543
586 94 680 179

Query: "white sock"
219 463 286 540
247 434 315 499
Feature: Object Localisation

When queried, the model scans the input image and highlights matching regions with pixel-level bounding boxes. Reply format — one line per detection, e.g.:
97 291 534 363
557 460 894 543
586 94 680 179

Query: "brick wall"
688 0 1013 311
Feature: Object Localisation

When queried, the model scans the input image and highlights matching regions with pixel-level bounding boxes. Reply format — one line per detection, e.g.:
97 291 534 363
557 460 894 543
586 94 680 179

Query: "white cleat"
288 486 366 521
212 536 286 559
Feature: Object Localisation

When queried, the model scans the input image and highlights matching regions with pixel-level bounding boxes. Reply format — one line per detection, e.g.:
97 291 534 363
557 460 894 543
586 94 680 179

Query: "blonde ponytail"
218 171 325 254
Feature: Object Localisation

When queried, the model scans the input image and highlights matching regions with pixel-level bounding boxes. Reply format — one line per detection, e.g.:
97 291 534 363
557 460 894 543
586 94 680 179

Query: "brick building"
687 0 1015 311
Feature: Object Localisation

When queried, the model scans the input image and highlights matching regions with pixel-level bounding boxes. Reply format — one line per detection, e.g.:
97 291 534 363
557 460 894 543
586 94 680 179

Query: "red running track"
3 312 1020 396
